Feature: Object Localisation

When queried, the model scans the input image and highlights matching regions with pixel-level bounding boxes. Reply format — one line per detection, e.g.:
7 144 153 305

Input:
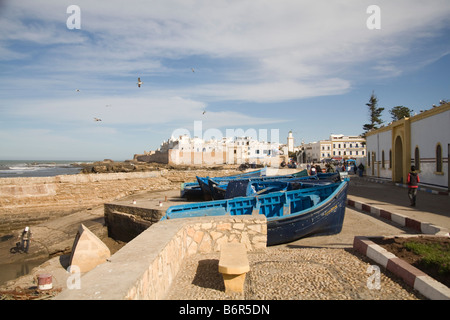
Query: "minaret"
287 131 294 153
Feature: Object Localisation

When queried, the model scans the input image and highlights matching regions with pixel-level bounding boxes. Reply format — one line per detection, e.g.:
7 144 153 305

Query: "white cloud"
2 0 450 99
1 0 450 159
2 94 285 128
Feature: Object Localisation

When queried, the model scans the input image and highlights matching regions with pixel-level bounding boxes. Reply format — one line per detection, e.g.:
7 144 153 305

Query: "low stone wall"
54 214 267 300
104 203 163 242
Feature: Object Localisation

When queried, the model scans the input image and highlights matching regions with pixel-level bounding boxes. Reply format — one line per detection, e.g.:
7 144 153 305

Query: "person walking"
19 226 32 253
407 166 420 206
358 163 364 177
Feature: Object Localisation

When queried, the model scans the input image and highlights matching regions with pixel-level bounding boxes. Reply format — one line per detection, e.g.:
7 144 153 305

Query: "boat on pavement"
161 177 349 246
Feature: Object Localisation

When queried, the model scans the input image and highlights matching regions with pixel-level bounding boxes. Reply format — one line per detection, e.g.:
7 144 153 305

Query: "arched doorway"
394 136 403 183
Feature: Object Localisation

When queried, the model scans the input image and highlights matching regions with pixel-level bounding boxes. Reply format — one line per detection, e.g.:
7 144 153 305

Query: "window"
381 150 385 168
436 144 442 173
368 152 371 166
414 147 420 171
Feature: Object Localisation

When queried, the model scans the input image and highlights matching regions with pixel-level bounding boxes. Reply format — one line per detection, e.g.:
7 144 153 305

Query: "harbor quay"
55 174 449 300
1 171 448 301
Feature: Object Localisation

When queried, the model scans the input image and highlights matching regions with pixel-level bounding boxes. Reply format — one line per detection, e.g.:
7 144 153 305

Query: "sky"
0 0 449 161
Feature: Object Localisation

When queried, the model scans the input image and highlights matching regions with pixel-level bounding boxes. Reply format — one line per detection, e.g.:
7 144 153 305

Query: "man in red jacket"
407 166 420 206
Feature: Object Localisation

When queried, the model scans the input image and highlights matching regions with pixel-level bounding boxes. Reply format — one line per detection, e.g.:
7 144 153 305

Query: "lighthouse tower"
287 131 294 153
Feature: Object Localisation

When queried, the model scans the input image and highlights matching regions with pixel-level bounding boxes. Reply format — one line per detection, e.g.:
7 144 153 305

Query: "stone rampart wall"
54 214 267 300
0 169 240 234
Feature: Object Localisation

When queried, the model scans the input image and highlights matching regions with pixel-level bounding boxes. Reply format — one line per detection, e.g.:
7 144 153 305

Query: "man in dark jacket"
407 166 420 206
19 226 32 253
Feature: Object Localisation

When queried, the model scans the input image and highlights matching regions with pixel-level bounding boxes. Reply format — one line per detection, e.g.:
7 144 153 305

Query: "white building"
153 134 281 166
365 102 449 190
330 134 366 162
301 135 366 163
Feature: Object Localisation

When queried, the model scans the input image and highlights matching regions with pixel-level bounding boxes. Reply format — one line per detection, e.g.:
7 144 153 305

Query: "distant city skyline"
1 1 449 161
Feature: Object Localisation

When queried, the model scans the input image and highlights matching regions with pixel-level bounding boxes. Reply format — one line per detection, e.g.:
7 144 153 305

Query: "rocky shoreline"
0 166 243 280
78 159 243 174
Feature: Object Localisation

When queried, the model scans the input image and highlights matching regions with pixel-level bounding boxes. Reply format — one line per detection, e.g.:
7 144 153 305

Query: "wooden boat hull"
266 179 348 245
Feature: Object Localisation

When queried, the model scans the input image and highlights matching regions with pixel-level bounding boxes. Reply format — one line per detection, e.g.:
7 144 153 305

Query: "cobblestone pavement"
165 247 425 300
165 176 450 301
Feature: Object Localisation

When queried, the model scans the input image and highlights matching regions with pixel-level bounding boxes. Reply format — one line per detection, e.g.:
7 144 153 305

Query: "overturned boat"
161 177 349 246
195 169 311 200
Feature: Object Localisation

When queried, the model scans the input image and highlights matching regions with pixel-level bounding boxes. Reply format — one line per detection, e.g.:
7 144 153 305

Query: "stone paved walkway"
165 176 450 300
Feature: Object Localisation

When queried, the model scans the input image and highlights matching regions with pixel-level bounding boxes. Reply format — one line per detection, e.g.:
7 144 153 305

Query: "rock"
68 224 111 273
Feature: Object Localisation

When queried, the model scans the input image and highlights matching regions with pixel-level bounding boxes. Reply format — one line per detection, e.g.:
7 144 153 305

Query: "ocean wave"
8 166 40 171
0 161 84 178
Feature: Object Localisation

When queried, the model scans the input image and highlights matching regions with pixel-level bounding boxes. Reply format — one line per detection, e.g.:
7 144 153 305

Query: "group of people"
306 162 420 206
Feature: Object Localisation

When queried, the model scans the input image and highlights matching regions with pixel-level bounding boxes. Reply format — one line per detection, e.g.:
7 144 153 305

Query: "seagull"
76 89 81 92
137 77 143 87
94 117 102 122
202 110 206 115
191 68 195 73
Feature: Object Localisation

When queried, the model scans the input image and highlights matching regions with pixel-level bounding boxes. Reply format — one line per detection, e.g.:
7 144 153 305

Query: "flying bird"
191 68 195 73
76 89 80 92
94 117 102 122
137 77 143 87
202 110 206 115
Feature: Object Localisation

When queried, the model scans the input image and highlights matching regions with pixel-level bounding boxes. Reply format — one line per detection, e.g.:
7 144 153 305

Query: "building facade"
136 135 281 166
365 102 449 190
300 135 366 163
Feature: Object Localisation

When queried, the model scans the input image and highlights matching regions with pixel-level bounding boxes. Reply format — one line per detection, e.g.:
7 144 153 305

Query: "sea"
0 160 92 178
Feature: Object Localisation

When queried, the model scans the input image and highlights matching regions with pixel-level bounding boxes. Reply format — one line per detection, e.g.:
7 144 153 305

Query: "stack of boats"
160 167 350 246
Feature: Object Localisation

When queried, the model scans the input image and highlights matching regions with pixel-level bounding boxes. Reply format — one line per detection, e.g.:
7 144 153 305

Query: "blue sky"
0 0 449 161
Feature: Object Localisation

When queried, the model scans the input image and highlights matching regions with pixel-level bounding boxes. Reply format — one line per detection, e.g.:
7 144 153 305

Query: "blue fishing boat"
206 171 339 200
161 178 349 245
196 169 312 200
180 167 267 199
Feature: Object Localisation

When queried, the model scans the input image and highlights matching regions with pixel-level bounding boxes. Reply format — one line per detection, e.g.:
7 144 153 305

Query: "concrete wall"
104 203 162 242
54 214 267 300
